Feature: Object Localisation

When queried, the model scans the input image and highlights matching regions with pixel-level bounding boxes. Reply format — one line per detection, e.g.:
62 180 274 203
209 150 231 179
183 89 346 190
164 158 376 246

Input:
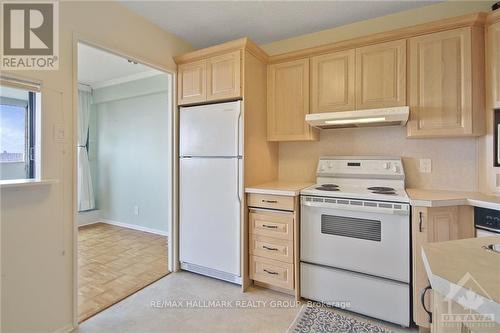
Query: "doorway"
76 42 173 322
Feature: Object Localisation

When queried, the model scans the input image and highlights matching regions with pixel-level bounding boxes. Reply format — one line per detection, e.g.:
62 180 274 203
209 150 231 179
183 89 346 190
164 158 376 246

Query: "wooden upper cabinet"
267 58 316 141
355 39 406 109
407 27 485 137
207 50 241 102
488 22 500 109
178 60 207 105
177 50 242 105
311 50 355 113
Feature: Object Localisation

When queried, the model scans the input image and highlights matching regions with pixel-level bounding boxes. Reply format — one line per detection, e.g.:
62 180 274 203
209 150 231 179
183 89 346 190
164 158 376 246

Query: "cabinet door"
488 22 500 109
267 59 316 141
178 60 207 105
412 206 474 329
207 50 241 101
311 50 355 113
407 28 473 137
355 39 406 109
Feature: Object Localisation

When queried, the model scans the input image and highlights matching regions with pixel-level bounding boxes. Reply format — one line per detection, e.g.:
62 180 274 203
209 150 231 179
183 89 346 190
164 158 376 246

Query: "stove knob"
393 165 400 173
383 162 391 170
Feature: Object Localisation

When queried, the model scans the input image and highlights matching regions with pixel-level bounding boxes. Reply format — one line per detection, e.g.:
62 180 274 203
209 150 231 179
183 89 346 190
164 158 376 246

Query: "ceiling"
120 1 438 49
78 43 160 88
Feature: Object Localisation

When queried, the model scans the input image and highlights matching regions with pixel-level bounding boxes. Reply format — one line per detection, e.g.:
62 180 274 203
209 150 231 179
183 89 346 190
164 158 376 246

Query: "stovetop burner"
372 191 397 195
367 186 395 192
316 186 340 191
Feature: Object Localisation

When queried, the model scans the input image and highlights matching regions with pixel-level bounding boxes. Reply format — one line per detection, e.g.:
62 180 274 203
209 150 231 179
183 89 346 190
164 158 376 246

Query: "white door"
179 157 241 276
180 101 241 157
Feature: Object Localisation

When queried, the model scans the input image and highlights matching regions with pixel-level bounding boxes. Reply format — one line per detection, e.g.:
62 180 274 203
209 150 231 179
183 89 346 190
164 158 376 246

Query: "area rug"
287 305 393 333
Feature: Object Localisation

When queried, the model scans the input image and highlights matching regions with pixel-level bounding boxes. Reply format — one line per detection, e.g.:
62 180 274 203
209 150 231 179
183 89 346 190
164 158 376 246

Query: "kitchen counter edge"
407 188 500 210
245 181 313 197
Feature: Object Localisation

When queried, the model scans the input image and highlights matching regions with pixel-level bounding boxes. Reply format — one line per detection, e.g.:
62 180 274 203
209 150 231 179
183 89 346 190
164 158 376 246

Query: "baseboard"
101 219 169 237
78 220 100 227
52 323 74 333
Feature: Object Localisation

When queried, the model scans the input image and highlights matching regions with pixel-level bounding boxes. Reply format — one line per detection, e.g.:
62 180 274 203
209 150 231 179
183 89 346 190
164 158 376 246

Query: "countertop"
245 181 313 196
407 188 500 210
422 236 500 323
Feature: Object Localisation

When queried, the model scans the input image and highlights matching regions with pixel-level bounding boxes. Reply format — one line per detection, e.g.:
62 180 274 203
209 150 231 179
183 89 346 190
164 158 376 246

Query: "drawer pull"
263 269 278 275
262 224 278 229
262 199 278 204
262 245 278 251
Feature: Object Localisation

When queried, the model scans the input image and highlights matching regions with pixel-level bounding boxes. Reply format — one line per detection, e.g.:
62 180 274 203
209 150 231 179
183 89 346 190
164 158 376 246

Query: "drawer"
249 234 294 263
250 210 294 240
247 193 294 211
250 255 294 290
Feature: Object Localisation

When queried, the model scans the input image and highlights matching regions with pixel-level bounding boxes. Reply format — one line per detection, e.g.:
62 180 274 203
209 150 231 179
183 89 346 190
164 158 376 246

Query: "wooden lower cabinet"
247 194 300 299
412 206 475 329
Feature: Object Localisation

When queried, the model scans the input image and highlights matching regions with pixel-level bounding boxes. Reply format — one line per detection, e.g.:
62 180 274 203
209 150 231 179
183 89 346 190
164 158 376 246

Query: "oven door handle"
301 200 409 216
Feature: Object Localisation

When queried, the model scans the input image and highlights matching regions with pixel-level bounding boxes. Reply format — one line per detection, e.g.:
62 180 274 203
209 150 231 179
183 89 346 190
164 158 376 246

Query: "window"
0 86 38 180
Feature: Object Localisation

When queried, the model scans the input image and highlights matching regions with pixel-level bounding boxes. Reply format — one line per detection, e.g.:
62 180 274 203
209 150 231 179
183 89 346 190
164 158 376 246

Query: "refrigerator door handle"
236 105 242 156
237 157 242 203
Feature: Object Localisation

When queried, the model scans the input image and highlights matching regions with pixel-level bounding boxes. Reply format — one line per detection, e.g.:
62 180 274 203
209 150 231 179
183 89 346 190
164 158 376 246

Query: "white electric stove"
300 156 411 327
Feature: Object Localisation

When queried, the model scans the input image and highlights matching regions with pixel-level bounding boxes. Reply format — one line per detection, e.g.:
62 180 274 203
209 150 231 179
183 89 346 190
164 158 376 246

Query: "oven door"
301 196 410 283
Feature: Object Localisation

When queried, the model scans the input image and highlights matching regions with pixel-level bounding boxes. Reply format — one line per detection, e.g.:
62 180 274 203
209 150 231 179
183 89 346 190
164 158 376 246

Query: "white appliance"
179 101 242 284
300 156 410 327
305 106 409 129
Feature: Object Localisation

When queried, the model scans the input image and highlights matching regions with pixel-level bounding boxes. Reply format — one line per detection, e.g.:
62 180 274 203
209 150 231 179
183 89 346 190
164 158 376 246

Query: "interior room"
76 43 172 322
1 1 499 333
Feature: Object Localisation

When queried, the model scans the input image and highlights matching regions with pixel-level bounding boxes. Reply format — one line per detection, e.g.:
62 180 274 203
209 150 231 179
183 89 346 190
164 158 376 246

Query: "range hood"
305 106 409 129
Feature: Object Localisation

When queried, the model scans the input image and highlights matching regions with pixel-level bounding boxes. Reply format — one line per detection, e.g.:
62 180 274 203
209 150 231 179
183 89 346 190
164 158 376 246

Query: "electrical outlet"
419 159 432 173
54 124 66 142
133 205 139 216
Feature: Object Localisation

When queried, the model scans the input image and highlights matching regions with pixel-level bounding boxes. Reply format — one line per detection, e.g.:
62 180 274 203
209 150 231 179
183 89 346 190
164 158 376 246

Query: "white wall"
91 75 171 234
0 2 192 332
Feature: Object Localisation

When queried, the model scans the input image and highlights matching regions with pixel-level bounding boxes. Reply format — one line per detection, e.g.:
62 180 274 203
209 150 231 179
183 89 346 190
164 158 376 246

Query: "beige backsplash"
278 126 479 191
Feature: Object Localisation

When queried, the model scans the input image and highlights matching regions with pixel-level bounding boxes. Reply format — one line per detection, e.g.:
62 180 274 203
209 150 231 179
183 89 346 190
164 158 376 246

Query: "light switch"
54 124 66 142
419 158 432 173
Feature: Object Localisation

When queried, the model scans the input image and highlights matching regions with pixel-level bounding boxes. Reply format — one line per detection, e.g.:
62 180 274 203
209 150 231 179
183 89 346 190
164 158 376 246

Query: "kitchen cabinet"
178 59 207 105
311 50 355 113
247 192 300 299
355 39 406 109
411 205 474 329
207 50 241 102
488 21 500 109
267 58 317 141
407 27 485 137
177 51 241 105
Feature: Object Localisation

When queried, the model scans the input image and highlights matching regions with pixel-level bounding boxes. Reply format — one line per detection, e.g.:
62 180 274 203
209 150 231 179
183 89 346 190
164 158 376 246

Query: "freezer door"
180 101 241 157
180 157 241 276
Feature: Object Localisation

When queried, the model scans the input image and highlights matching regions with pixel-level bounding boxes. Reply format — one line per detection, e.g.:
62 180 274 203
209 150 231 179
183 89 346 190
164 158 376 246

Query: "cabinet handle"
263 245 278 251
419 212 424 232
262 224 278 229
263 269 278 275
262 199 278 204
420 284 433 324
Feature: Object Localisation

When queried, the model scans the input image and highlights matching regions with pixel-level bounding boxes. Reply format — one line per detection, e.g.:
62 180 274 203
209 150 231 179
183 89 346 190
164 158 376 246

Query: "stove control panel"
317 157 405 179
475 207 500 233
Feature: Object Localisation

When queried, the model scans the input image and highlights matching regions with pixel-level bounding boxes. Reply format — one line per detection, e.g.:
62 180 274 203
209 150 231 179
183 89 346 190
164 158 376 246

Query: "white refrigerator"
179 101 242 284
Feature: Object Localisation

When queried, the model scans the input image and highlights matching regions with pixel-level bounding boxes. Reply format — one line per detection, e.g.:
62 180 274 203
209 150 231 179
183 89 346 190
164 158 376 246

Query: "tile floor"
78 223 168 322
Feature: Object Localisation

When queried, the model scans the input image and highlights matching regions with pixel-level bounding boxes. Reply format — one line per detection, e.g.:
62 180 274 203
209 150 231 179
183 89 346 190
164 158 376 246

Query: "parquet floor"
78 223 168 322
